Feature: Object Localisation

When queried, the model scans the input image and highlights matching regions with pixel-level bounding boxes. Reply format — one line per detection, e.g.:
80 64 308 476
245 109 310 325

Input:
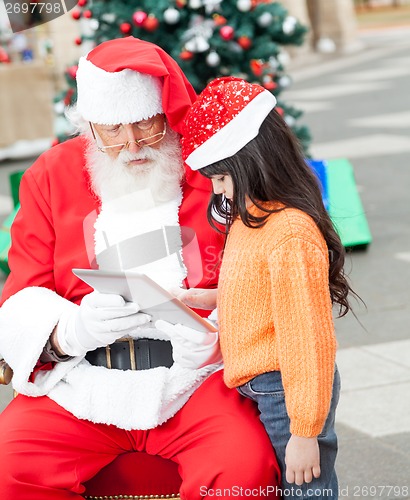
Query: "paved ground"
1 22 409 500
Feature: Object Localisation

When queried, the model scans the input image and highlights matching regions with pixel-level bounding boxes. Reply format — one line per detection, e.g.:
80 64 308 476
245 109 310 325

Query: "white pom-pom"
257 12 273 27
284 115 296 127
189 0 202 9
186 36 210 53
278 75 291 88
282 16 297 35
277 50 290 67
268 56 279 70
206 51 221 67
237 0 252 12
88 19 99 31
164 8 180 24
101 13 116 23
54 101 65 115
316 37 336 53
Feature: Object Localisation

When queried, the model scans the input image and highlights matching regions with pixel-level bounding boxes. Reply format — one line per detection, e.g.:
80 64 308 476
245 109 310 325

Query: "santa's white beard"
85 128 184 206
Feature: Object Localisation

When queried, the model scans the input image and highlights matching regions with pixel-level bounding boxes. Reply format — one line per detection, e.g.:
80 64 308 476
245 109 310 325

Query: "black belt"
85 338 173 371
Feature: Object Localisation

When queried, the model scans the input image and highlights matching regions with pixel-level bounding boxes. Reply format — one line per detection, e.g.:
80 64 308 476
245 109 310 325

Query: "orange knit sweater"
218 206 337 438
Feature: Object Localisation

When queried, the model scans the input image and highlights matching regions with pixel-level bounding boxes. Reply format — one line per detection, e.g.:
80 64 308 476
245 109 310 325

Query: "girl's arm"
268 236 337 437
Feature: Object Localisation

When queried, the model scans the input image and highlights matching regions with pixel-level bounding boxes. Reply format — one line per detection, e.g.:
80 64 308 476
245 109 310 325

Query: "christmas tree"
55 0 311 153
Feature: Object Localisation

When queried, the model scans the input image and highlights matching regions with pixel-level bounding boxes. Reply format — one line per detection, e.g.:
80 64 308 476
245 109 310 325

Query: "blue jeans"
238 367 341 500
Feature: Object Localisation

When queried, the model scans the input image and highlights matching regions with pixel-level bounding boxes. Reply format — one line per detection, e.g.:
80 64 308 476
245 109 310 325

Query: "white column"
315 0 362 53
279 0 314 58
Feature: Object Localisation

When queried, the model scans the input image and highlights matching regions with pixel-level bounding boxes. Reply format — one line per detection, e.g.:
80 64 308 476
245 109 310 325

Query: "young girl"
179 77 356 500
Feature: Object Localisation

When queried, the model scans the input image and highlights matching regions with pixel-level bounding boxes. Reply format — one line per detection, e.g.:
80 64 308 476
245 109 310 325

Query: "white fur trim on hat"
185 90 276 171
76 57 163 125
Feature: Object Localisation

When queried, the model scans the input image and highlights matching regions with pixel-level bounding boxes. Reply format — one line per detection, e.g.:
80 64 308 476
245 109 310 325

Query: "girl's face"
210 174 234 200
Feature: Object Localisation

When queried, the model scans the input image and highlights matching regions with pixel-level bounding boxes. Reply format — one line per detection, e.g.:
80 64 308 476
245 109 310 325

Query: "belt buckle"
128 337 137 370
106 337 137 370
105 345 112 369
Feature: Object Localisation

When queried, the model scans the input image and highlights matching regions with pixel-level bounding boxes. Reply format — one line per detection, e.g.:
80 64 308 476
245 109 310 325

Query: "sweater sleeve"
267 236 337 437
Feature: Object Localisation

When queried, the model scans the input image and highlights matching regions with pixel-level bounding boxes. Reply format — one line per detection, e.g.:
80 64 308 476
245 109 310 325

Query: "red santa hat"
76 37 197 133
182 77 277 171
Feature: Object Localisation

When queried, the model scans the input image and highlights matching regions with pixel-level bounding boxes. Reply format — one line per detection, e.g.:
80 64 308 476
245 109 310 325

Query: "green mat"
0 170 24 275
0 205 19 275
326 158 372 249
9 171 24 208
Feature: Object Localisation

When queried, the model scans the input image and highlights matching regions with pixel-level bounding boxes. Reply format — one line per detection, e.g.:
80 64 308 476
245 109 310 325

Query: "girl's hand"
174 288 218 310
285 435 321 486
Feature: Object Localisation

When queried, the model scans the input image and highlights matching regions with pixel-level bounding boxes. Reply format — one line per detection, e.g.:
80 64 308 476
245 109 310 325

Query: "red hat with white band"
75 37 197 133
181 77 277 171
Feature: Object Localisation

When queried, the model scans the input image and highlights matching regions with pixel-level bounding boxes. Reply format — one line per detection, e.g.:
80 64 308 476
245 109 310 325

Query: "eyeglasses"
90 121 167 153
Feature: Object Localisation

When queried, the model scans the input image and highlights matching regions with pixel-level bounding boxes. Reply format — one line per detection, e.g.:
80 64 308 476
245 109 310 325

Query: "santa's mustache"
117 149 151 164
117 145 165 166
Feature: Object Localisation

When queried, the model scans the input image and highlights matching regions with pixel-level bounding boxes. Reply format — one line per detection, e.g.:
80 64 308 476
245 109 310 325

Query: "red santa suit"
0 134 226 429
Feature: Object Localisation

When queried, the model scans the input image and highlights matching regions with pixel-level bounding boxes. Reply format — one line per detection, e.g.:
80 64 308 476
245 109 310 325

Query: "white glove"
155 320 222 370
56 291 151 357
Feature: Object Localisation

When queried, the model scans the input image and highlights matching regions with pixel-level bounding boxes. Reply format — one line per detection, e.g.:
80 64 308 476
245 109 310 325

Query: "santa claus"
0 37 280 499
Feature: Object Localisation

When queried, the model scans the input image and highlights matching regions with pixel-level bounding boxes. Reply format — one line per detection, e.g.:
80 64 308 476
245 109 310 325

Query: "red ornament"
213 14 227 26
263 81 277 91
77 0 87 6
237 36 252 50
83 9 92 18
132 10 147 26
71 10 81 20
220 25 234 41
180 50 194 61
251 0 272 5
67 65 78 79
250 59 264 77
74 37 82 45
143 15 159 32
120 22 132 34
0 47 10 63
64 88 75 106
275 106 284 116
176 0 186 6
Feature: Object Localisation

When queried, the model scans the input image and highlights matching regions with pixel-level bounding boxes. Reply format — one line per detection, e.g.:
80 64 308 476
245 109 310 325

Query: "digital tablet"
72 268 217 333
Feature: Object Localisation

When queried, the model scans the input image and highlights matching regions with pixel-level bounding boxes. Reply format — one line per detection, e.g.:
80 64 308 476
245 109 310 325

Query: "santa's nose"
124 125 143 152
127 140 143 153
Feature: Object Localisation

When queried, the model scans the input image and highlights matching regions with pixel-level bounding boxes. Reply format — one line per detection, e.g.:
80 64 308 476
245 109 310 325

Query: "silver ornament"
206 51 220 66
236 0 251 12
257 12 273 27
163 8 180 24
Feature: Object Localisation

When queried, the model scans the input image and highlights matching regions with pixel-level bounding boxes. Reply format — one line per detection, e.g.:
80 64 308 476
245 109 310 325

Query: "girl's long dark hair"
201 108 357 317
